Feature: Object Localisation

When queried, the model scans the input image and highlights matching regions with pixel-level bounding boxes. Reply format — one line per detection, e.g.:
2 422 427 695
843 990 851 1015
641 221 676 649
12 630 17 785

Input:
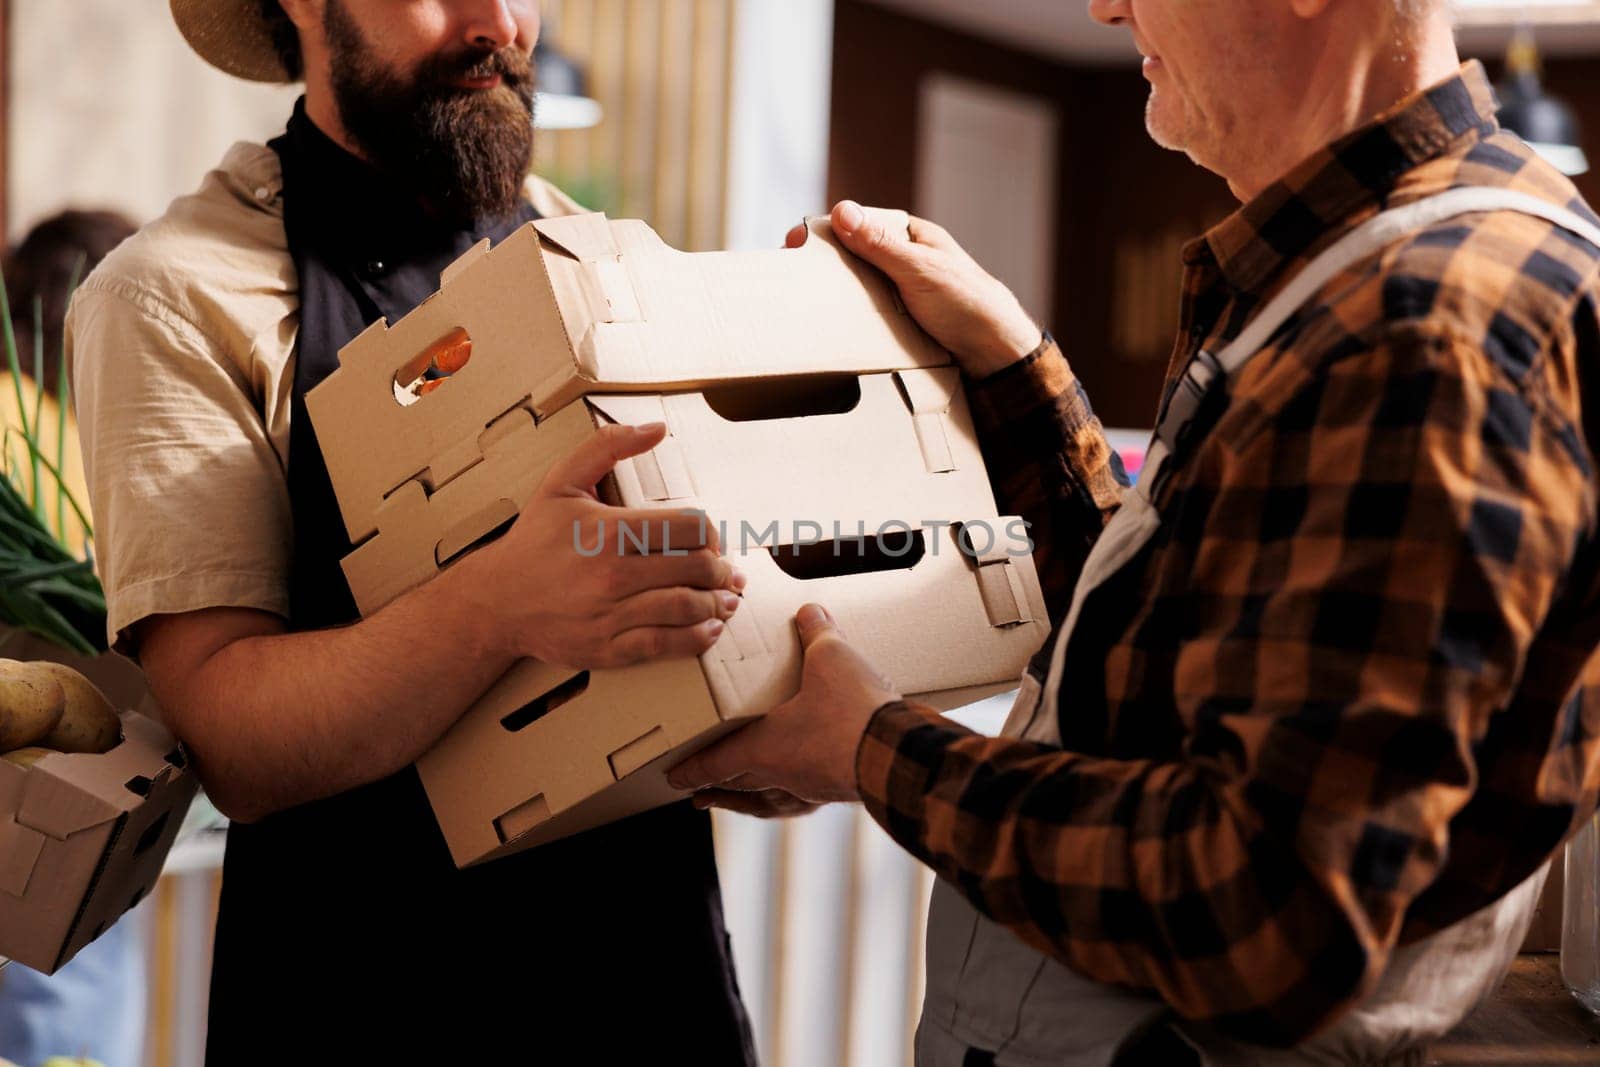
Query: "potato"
0 660 65 751
30 662 121 754
1 746 53 768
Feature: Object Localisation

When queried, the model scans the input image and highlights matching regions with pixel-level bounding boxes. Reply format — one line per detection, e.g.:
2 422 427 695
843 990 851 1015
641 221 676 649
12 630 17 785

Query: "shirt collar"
1190 61 1502 297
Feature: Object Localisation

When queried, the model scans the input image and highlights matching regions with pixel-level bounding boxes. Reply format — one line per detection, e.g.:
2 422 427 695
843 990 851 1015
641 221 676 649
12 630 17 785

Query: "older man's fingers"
692 788 817 819
795 603 840 649
714 772 769 792
667 735 762 792
906 214 960 252
831 201 932 281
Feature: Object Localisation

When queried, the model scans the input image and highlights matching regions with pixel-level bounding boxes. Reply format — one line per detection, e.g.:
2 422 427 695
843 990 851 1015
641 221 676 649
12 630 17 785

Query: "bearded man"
66 2 756 1061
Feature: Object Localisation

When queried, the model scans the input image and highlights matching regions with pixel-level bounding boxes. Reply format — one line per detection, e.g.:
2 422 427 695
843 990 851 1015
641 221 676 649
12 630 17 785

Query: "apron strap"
1141 187 1600 503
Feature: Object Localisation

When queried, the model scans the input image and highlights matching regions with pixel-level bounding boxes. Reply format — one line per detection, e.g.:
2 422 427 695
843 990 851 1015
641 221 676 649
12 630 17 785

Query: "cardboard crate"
421 516 1044 865
0 710 196 973
339 368 1001 616
306 214 1051 864
307 213 951 547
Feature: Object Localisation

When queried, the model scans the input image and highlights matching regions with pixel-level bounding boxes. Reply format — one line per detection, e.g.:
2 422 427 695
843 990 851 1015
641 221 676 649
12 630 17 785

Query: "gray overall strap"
1034 187 1600 729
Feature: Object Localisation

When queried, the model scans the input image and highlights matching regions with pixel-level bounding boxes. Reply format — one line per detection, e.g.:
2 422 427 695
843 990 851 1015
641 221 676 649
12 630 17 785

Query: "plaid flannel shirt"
856 62 1600 1045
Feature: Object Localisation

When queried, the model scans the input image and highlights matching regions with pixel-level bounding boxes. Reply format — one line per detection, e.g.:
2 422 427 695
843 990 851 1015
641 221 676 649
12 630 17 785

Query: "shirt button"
362 259 387 277
254 186 272 201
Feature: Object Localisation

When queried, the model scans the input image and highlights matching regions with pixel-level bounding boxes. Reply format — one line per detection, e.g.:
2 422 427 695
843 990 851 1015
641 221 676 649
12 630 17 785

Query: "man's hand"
788 201 1043 378
667 604 902 810
474 422 745 670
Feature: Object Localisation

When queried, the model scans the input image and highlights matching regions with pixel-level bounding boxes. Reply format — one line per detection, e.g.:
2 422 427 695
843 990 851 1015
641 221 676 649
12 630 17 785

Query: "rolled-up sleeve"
68 282 292 653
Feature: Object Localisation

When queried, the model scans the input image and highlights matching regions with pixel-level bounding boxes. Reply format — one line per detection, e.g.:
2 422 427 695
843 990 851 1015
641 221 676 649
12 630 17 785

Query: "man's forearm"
169 550 516 822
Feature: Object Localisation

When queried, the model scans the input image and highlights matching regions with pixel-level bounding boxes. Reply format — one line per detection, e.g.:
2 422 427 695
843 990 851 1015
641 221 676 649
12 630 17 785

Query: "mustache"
420 46 533 93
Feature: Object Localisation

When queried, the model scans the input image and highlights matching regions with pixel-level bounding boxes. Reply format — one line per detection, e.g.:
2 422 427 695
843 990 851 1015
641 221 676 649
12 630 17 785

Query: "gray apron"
918 187 1600 1066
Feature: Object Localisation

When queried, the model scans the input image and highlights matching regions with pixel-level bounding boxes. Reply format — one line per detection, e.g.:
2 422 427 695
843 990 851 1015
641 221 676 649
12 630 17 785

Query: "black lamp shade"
532 39 603 131
1499 72 1584 150
535 40 588 100
1495 35 1589 178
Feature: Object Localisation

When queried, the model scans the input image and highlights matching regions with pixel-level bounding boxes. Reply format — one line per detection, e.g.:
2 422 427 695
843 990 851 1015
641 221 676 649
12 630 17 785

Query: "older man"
672 0 1600 1062
68 0 754 1062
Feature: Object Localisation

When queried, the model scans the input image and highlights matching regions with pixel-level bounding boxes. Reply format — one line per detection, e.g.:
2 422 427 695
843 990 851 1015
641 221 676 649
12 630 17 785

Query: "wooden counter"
1429 955 1600 1064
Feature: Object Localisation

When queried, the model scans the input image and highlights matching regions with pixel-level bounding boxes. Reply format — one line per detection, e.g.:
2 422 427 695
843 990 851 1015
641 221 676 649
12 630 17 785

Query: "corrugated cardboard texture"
307 213 948 545
0 711 197 973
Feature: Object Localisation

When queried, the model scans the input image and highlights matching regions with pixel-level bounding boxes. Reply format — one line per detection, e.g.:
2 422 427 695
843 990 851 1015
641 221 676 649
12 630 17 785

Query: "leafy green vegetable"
0 269 105 655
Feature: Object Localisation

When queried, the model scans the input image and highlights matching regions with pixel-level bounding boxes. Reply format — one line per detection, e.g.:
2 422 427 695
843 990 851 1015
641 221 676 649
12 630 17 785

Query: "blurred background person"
0 209 134 556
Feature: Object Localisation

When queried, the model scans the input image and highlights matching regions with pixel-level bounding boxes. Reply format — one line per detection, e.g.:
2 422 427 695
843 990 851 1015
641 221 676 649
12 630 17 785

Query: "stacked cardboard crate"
306 213 1049 866
0 710 196 972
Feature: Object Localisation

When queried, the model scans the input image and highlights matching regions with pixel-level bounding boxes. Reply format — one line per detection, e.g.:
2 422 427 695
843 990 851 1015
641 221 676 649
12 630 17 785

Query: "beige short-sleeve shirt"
66 141 584 653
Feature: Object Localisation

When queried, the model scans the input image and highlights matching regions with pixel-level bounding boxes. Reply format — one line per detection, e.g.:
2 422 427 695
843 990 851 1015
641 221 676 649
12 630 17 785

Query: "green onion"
0 270 107 654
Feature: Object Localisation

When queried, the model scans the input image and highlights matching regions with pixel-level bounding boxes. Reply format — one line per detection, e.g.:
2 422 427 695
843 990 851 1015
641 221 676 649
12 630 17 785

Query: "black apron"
203 111 756 1064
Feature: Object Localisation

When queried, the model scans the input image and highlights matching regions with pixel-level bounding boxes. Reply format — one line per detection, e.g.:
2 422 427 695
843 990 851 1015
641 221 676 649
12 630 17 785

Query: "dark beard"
324 0 536 222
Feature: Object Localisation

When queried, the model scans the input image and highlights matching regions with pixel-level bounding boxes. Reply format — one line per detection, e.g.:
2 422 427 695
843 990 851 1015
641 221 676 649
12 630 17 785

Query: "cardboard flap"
975 561 1030 627
588 261 643 324
633 447 695 502
962 522 1035 628
436 498 519 565
16 772 118 841
533 212 621 261
896 367 960 414
897 368 961 474
545 215 950 392
715 607 770 665
440 239 491 287
424 435 486 493
535 216 642 328
963 522 1022 567
586 395 695 502
0 820 45 897
912 416 956 474
585 393 672 430
16 713 178 839
608 726 671 780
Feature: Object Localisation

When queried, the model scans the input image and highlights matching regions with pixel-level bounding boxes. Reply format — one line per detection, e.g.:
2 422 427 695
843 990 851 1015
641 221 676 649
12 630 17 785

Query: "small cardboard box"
0 710 196 973
306 214 1050 865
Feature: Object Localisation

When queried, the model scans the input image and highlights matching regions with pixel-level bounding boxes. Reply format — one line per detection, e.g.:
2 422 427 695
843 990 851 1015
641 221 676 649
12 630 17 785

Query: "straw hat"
170 0 296 84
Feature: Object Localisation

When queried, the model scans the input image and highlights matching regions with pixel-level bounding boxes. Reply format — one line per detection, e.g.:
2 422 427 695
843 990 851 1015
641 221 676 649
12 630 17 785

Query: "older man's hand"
786 201 1043 379
667 604 902 812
